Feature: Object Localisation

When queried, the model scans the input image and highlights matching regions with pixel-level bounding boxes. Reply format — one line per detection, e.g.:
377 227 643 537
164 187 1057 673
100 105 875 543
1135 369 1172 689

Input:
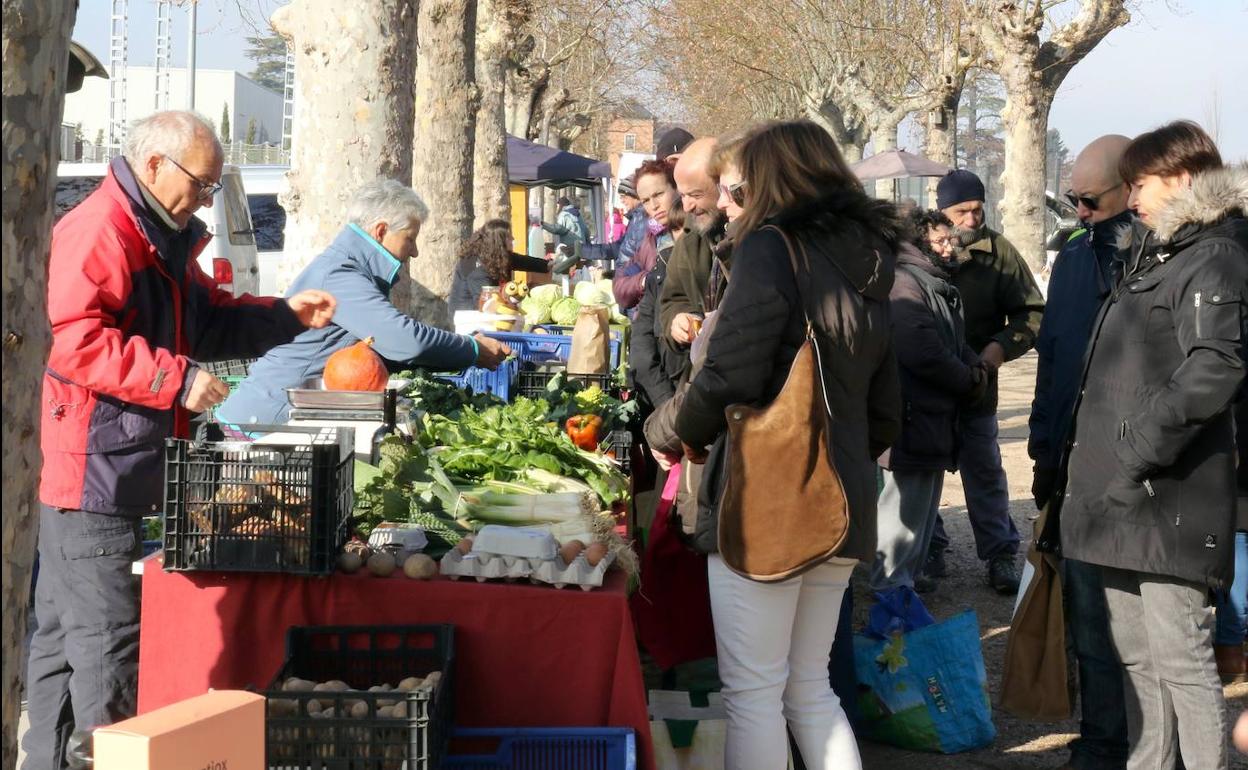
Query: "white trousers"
708 554 861 770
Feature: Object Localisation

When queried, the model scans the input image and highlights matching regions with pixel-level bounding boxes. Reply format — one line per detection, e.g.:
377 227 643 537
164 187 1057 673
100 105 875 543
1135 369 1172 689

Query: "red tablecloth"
137 558 654 770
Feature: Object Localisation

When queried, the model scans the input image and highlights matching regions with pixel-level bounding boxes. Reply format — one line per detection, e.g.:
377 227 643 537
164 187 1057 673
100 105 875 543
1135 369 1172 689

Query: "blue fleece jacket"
1028 210 1134 469
218 224 476 426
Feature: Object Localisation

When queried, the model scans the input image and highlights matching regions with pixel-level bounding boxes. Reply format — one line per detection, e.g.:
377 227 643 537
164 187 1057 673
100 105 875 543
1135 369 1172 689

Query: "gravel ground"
854 352 1248 769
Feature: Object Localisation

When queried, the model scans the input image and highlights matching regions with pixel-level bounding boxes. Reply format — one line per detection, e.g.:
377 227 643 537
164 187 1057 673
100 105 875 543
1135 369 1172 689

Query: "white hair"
347 179 430 232
122 110 220 168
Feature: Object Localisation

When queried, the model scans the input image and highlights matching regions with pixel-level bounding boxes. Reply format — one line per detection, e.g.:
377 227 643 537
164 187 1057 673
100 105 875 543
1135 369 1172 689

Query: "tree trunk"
410 0 478 328
998 56 1055 271
870 119 899 200
1 0 77 764
271 0 418 295
806 98 867 164
473 0 511 227
925 84 963 207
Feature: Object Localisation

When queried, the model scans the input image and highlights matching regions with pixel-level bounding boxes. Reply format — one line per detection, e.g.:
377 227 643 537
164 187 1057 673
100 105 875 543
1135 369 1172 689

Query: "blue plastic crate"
487 330 622 370
436 357 519 401
443 727 636 770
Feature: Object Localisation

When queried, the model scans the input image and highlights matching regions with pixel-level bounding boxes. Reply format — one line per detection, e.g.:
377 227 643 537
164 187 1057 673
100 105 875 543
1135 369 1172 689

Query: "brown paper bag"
999 503 1073 720
568 305 611 375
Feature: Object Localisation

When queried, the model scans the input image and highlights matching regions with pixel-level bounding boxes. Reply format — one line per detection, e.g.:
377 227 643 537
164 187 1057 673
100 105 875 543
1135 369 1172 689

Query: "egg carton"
439 547 616 591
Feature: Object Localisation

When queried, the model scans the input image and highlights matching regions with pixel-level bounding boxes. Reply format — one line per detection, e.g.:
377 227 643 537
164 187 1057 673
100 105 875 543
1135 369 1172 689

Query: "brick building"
604 100 656 179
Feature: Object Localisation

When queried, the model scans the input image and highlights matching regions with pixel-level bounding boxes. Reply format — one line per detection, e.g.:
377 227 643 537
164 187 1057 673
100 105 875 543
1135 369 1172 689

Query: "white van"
236 165 291 297
55 162 261 296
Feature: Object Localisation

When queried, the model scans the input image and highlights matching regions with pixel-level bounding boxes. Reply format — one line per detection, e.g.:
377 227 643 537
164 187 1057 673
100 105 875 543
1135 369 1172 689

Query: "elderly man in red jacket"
24 110 335 769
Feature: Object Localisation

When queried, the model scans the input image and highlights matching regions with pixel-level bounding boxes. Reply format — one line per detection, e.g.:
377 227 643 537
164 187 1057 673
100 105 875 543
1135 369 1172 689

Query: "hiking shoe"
924 548 948 579
914 574 938 594
988 554 1021 595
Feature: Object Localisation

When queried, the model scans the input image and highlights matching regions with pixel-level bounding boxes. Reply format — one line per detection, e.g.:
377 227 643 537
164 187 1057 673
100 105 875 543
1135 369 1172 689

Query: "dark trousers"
23 505 141 770
1063 559 1128 770
931 410 1020 560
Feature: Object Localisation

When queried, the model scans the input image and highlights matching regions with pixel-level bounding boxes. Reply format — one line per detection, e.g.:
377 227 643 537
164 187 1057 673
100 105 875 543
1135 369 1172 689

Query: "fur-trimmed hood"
1152 163 1248 244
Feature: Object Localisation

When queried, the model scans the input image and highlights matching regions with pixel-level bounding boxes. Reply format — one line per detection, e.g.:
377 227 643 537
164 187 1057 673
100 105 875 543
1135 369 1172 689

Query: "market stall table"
137 554 654 770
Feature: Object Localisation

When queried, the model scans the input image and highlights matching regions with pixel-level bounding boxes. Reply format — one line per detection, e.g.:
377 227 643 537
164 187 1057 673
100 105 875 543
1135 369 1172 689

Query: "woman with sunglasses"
1059 120 1247 770
674 120 902 770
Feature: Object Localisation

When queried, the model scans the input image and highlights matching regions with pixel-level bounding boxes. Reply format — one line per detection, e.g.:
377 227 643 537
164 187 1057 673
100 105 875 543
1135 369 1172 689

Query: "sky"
71 0 1248 162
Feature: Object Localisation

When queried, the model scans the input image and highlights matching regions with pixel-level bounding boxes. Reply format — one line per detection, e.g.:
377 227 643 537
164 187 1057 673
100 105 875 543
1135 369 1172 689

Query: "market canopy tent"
507 134 611 189
851 149 950 182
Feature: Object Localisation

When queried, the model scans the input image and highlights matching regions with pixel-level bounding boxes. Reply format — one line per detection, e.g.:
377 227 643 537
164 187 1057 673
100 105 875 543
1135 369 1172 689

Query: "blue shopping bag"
853 610 995 754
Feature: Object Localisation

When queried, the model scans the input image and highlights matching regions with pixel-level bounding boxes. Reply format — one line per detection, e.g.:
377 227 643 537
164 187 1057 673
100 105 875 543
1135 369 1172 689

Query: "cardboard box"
94 690 264 770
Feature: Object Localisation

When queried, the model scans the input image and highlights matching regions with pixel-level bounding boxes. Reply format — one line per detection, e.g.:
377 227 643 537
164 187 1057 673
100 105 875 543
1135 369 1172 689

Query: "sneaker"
924 548 948 579
988 554 1021 595
914 574 938 594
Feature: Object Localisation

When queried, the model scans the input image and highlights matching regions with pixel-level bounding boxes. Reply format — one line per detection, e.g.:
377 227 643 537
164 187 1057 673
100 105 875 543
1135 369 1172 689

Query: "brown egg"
559 540 586 565
455 537 475 554
585 543 608 567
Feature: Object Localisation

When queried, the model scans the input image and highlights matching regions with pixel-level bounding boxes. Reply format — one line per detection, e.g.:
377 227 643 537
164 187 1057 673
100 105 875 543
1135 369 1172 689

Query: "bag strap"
759 225 835 420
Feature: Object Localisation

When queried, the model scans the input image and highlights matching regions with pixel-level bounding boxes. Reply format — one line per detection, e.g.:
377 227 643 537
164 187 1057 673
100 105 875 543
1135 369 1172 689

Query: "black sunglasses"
719 180 746 207
1064 183 1122 212
164 155 223 200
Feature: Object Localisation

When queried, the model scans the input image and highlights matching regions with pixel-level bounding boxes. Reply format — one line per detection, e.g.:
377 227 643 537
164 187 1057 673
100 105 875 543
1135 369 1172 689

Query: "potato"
585 543 608 567
267 698 298 717
376 705 394 718
368 685 385 692
391 701 407 719
559 540 586 565
403 553 437 580
324 680 350 691
305 698 323 716
377 696 397 707
320 706 338 719
423 671 442 686
282 677 316 692
397 676 423 692
350 700 370 719
367 551 397 577
337 551 363 574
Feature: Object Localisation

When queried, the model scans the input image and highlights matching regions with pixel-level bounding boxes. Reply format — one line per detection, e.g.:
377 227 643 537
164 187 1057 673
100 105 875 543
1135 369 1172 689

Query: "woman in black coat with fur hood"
673 120 901 770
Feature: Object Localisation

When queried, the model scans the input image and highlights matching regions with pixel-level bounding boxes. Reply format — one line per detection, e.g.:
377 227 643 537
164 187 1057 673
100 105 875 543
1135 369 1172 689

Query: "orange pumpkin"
323 337 388 391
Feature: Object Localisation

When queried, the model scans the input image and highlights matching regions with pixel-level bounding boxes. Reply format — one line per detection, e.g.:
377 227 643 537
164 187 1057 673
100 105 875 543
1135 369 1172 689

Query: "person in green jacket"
925 169 1045 595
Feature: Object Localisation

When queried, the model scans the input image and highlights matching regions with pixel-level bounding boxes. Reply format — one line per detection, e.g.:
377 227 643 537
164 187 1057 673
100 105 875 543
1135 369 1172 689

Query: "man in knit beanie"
925 169 1045 595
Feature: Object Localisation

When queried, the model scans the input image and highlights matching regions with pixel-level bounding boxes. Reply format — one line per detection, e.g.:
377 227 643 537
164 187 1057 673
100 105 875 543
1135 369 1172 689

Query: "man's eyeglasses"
718 180 746 207
164 155 222 200
1065 183 1122 212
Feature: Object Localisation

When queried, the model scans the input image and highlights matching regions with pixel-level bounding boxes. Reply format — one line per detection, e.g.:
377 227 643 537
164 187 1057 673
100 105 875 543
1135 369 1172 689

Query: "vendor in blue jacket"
218 179 511 429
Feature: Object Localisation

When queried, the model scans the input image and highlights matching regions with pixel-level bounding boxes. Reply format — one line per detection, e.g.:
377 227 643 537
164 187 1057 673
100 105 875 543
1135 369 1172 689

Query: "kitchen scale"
283 378 421 457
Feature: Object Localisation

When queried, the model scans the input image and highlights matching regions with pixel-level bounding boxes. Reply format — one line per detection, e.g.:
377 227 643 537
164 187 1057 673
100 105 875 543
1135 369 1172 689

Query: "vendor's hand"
287 290 337 328
184 369 230 413
651 448 681 472
670 313 701 346
980 341 1006 372
682 441 708 465
473 334 511 369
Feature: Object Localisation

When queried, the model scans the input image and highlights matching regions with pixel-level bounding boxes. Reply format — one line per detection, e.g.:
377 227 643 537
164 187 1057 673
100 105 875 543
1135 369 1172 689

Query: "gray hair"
122 110 220 168
347 179 430 232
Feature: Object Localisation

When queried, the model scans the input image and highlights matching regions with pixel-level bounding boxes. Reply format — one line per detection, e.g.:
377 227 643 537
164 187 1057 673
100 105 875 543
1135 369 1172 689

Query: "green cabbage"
551 297 581 326
528 284 563 306
519 295 551 325
572 281 611 307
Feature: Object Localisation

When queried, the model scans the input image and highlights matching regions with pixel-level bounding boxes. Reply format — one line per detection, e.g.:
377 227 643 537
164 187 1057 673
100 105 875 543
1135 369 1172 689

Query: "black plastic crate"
162 425 354 575
516 365 612 401
265 624 455 770
606 430 632 474
202 357 256 378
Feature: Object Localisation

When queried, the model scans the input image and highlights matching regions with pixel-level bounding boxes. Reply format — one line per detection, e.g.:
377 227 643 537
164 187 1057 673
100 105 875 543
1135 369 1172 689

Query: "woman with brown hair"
613 159 678 312
449 219 551 314
674 120 902 770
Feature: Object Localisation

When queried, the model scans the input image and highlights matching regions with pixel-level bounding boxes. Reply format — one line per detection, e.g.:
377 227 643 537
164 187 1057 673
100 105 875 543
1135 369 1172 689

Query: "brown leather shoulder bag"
716 225 850 582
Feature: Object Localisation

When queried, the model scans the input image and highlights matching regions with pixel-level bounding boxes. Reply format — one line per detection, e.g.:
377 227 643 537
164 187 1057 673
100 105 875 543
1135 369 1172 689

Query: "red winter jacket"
40 158 305 516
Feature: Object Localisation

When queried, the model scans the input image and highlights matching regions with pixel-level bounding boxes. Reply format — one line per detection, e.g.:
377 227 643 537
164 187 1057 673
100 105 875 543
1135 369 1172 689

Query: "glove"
1031 464 1057 510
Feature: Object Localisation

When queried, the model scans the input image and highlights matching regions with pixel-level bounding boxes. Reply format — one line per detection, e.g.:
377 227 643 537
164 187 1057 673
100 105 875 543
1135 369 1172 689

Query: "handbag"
999 502 1072 720
716 225 850 582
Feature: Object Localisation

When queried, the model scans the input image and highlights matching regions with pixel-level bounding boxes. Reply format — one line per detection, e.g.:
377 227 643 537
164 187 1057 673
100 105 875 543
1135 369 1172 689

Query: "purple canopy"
507 135 611 189
851 150 950 182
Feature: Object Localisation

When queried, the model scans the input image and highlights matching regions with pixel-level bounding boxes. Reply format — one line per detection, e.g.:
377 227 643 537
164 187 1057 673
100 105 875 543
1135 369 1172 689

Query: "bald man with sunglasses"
1027 134 1134 770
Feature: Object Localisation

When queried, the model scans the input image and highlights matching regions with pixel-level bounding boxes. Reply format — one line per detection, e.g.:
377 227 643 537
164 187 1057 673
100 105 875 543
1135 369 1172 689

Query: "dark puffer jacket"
882 243 982 472
674 187 903 561
1060 164 1248 589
